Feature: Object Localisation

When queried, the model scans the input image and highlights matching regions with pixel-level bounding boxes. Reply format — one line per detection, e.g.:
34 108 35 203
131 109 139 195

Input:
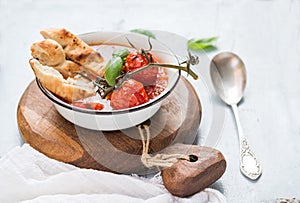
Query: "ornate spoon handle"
231 104 262 180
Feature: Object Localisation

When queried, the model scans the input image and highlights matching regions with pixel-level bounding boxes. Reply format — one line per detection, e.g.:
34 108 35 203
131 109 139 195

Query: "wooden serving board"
17 77 201 174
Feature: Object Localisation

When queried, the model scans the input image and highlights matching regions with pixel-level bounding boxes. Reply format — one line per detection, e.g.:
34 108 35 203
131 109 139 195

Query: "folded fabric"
0 144 227 203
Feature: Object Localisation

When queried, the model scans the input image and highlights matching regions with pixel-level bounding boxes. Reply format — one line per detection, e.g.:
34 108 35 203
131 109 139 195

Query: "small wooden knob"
161 144 226 197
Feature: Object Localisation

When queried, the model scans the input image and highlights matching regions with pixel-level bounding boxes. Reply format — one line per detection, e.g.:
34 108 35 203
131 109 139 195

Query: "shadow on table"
210 181 225 194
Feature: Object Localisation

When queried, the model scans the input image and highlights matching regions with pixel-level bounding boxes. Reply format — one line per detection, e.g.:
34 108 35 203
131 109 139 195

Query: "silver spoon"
210 52 262 180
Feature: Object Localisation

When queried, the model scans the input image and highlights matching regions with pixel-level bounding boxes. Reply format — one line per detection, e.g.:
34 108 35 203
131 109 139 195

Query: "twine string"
138 125 190 168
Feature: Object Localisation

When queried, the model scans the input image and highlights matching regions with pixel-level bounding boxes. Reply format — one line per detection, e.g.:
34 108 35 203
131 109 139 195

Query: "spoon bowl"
210 52 246 105
210 52 262 180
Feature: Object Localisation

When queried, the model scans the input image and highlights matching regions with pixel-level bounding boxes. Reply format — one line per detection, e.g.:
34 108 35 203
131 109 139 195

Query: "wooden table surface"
1 0 300 202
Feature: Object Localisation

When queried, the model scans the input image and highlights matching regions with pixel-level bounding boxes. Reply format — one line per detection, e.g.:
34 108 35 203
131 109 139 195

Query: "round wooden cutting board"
17 77 201 174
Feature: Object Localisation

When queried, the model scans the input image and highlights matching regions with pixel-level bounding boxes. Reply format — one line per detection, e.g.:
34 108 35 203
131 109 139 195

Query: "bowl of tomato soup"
37 31 180 131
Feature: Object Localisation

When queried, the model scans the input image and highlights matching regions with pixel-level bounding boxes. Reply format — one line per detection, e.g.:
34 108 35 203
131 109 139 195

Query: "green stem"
127 63 199 80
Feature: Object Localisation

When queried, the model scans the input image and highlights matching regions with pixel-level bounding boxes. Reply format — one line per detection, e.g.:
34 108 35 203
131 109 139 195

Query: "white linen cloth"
0 144 227 203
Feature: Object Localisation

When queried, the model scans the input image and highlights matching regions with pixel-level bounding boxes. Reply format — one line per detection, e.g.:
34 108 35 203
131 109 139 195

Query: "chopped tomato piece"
124 52 158 85
144 85 166 99
110 79 149 110
89 103 105 110
73 102 104 110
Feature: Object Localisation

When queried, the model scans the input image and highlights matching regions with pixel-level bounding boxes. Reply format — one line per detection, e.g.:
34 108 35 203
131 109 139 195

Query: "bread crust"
29 59 96 102
40 28 74 47
30 39 83 79
40 28 105 76
30 39 66 66
54 60 82 79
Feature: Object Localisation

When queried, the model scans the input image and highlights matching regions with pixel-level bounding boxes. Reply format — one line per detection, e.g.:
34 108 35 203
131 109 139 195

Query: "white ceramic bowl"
37 31 180 131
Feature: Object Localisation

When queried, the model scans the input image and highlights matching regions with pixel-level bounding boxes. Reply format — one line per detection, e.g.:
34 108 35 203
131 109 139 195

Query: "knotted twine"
138 125 190 168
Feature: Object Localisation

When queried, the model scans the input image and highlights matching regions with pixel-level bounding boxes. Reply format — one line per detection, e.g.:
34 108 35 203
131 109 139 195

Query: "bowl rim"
36 71 180 115
36 31 181 115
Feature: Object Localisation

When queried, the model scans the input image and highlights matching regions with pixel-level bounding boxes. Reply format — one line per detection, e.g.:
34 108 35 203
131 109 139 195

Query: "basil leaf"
112 49 130 59
104 56 123 86
188 37 218 51
191 37 218 44
130 29 156 39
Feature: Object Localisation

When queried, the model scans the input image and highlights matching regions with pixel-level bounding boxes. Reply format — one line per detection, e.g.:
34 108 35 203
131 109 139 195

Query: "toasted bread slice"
54 60 82 79
30 39 66 66
30 39 83 79
29 59 96 102
40 28 105 76
40 28 74 47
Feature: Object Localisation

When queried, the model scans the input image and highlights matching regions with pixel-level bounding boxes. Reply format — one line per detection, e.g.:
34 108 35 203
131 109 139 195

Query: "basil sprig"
104 56 123 86
104 49 130 86
130 29 156 39
188 37 218 51
112 49 130 60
